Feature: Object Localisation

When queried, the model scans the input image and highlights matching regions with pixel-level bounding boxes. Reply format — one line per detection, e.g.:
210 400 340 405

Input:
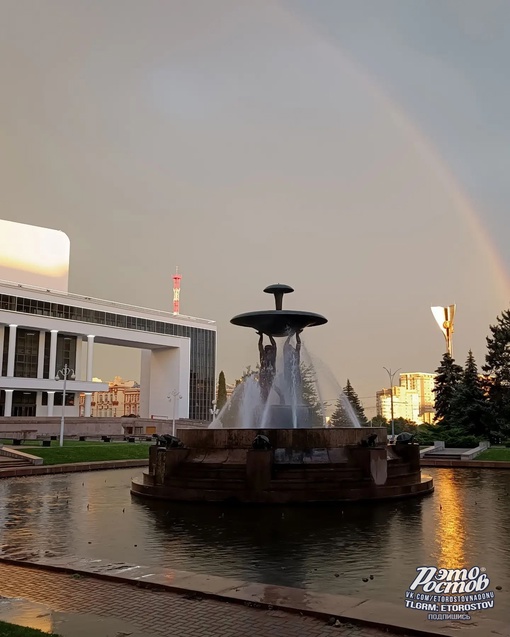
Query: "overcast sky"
1 0 510 414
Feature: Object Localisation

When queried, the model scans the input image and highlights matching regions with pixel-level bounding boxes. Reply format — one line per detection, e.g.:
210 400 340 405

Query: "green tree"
433 352 463 429
483 309 510 433
370 414 388 428
344 379 368 426
300 364 324 427
330 380 368 426
451 351 491 438
241 365 258 381
387 417 417 435
330 396 352 427
216 370 228 411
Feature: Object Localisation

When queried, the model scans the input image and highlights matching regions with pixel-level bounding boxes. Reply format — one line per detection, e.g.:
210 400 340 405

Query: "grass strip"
0 620 60 636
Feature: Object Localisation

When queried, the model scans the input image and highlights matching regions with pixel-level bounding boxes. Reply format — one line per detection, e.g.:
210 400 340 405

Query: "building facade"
79 377 140 418
376 372 437 424
376 386 420 423
0 220 216 421
0 282 216 420
399 372 436 420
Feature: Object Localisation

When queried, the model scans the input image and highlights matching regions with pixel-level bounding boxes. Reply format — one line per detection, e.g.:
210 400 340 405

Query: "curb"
0 458 148 478
0 557 506 637
420 459 510 469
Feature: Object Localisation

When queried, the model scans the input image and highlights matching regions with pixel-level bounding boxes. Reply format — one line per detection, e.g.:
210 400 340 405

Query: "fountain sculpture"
227 283 328 429
131 284 433 503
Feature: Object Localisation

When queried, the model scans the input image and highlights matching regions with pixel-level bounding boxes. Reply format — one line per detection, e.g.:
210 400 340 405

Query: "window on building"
14 329 39 378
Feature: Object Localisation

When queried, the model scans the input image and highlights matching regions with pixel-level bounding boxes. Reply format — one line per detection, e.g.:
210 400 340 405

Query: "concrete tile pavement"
0 562 408 637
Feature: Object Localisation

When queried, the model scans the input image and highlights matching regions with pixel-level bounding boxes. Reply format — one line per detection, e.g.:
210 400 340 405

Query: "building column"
84 392 92 417
0 326 4 377
84 335 95 418
47 391 55 417
37 331 45 378
7 324 17 376
49 330 58 379
4 389 13 417
75 337 83 381
86 335 94 381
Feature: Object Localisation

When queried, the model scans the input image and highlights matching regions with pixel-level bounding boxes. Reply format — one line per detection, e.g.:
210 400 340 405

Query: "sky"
1 0 510 415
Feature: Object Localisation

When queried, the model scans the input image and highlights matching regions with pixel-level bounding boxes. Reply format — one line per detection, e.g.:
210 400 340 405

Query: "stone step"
423 452 464 460
0 459 32 468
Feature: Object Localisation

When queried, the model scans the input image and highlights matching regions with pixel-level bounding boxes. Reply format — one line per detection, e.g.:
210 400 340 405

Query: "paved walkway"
0 563 411 637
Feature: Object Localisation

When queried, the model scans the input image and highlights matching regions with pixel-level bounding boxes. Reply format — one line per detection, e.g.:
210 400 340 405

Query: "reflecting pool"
0 468 508 620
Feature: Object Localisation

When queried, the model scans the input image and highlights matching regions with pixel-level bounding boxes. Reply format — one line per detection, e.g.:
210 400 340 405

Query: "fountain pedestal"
132 428 434 503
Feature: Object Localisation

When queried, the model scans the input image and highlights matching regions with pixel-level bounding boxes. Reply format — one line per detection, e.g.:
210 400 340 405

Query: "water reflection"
136 497 402 590
0 468 508 620
433 469 466 567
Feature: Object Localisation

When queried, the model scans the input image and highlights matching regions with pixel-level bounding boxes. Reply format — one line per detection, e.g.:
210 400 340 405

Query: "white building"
399 372 436 421
0 220 216 420
376 386 420 423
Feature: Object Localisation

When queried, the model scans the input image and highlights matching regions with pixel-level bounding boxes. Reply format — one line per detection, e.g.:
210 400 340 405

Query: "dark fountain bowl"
230 310 327 337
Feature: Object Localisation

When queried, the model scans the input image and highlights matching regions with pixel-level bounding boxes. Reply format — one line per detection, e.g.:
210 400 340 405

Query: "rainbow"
275 2 510 304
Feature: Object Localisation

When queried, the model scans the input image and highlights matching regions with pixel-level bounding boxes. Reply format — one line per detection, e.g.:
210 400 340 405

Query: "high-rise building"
399 372 436 420
376 386 420 423
376 372 437 424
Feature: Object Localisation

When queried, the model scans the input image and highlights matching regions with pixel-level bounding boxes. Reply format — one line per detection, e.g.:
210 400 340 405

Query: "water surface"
0 468 508 619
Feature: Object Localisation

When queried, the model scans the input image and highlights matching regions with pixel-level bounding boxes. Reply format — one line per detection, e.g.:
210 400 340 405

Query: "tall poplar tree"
216 370 228 411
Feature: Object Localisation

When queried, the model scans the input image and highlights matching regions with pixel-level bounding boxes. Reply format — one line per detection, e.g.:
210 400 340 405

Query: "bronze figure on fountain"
258 331 277 402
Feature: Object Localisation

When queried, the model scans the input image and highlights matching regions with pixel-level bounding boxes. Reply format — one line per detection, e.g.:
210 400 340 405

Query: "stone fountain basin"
230 310 327 337
133 427 434 503
177 427 387 449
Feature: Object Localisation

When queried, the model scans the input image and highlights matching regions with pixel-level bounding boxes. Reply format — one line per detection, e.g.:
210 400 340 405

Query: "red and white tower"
172 267 182 315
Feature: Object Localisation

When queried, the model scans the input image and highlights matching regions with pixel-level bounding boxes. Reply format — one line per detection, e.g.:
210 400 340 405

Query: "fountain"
224 283 330 429
131 284 433 503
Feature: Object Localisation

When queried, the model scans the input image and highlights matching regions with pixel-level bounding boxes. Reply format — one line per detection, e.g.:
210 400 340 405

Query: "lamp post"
210 400 219 423
167 389 182 437
383 367 401 442
55 363 75 447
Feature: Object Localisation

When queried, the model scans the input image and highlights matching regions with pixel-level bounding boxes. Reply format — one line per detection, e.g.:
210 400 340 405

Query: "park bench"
101 435 125 442
1 430 38 446
126 435 154 443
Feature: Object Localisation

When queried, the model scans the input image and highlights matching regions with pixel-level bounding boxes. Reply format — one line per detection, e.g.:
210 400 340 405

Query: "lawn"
0 621 60 637
20 441 151 465
476 447 510 462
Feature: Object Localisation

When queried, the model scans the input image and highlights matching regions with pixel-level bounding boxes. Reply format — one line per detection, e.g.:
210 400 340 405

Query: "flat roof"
0 278 215 328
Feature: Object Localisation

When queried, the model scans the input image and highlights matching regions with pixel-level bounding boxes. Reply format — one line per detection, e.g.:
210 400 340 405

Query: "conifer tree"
329 395 352 427
330 379 368 426
216 370 228 411
344 379 368 426
433 353 463 429
300 364 324 427
451 351 490 438
483 309 510 431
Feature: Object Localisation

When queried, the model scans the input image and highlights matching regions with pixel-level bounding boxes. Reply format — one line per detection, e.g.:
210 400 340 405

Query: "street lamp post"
55 363 75 447
167 389 182 437
383 367 401 443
